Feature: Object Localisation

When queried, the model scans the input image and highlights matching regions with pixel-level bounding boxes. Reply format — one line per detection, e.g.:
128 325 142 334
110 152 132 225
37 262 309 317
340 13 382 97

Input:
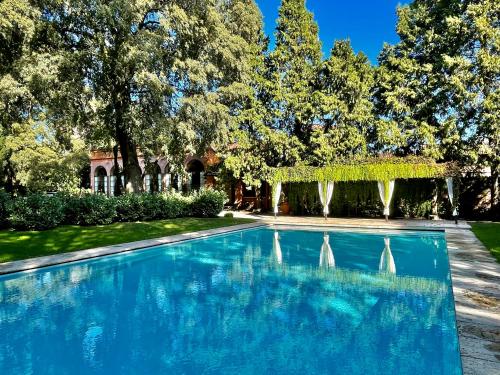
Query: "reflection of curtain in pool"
273 182 282 216
379 237 396 274
319 233 335 268
272 231 282 264
318 181 334 218
377 180 395 217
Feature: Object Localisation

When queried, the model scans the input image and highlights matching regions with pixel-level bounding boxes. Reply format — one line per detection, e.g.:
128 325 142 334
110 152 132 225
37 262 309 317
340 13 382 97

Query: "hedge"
3 189 227 231
9 193 65 230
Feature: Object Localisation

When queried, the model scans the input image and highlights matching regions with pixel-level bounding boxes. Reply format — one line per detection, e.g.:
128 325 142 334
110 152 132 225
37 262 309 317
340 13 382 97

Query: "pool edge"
0 222 268 276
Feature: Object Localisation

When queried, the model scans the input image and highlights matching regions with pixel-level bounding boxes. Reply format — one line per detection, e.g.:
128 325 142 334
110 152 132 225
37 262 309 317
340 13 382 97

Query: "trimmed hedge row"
1 189 227 231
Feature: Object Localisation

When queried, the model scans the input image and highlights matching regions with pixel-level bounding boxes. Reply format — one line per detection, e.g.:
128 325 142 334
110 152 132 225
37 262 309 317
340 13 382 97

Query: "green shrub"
0 190 11 228
115 194 146 222
9 193 65 230
191 189 226 218
224 212 233 218
157 193 192 219
63 193 116 226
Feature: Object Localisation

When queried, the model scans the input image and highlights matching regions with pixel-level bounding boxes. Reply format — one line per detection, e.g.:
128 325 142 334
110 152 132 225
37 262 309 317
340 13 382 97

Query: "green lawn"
470 222 500 262
0 217 255 263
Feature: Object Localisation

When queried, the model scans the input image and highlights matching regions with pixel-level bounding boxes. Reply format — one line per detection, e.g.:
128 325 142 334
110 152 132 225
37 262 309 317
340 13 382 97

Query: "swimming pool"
0 226 462 374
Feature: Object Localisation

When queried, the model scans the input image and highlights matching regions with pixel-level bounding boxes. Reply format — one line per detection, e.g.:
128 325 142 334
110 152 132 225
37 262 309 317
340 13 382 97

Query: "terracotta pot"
280 201 290 215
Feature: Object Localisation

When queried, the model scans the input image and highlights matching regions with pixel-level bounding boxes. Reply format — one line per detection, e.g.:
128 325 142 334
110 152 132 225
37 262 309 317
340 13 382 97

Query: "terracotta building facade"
89 150 219 196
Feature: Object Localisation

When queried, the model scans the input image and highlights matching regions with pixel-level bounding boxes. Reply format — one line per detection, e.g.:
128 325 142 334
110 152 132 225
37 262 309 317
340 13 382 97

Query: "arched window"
110 167 125 196
186 159 205 191
145 163 162 193
94 167 108 195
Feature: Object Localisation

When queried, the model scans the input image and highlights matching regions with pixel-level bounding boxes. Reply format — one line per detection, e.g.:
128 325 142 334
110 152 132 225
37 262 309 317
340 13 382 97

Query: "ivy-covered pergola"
267 157 459 222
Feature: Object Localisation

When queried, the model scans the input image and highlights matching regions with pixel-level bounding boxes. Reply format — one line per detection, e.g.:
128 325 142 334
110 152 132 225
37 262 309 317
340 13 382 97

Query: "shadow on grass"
0 218 255 263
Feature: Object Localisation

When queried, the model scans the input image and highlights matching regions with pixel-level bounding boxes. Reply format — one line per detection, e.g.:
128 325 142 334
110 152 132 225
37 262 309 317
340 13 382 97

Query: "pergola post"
446 177 458 224
273 182 282 219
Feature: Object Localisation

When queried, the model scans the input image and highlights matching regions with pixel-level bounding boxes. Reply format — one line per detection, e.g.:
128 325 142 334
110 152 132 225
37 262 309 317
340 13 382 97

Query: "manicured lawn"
0 218 255 263
470 222 500 262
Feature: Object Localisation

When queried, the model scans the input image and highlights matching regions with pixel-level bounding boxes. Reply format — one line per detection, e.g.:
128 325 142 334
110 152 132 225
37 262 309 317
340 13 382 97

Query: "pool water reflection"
0 227 462 374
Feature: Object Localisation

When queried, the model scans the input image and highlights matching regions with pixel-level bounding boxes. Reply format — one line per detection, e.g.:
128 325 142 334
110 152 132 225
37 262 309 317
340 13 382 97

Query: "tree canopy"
0 0 498 211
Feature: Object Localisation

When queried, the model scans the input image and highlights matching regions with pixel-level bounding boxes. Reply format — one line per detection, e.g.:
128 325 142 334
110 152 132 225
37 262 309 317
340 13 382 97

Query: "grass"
0 217 255 263
470 222 500 262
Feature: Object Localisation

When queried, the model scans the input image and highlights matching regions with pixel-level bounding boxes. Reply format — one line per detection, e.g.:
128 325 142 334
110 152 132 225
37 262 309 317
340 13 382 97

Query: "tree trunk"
116 127 143 193
113 144 123 196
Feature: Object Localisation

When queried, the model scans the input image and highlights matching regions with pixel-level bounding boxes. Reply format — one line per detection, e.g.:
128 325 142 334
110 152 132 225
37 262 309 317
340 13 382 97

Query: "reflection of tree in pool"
0 231 456 374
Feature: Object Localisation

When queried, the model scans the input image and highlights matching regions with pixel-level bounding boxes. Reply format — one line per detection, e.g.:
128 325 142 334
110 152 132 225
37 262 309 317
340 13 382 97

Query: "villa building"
89 150 271 210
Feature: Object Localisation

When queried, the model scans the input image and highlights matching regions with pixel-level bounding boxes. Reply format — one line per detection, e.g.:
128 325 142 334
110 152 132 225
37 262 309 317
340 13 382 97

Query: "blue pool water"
0 227 462 374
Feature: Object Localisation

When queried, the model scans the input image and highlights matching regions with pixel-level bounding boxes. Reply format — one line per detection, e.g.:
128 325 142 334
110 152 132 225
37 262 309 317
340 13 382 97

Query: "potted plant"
279 192 290 215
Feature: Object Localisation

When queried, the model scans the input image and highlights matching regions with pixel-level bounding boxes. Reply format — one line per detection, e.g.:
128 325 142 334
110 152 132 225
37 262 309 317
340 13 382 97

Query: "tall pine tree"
268 0 322 146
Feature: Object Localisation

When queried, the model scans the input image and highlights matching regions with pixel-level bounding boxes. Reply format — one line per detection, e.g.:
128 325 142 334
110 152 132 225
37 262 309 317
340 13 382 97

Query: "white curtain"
377 180 395 216
446 177 458 216
318 181 335 216
379 237 396 274
273 231 282 264
319 233 335 268
273 182 282 215
165 173 171 189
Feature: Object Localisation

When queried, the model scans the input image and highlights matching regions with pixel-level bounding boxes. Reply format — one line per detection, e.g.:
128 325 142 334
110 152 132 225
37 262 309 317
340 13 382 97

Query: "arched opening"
186 159 205 191
94 167 108 195
110 166 125 196
145 163 162 193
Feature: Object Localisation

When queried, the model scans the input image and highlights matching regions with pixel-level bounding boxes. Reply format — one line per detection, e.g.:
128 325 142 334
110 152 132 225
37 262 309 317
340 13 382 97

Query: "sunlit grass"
0 218 255 263
470 222 500 263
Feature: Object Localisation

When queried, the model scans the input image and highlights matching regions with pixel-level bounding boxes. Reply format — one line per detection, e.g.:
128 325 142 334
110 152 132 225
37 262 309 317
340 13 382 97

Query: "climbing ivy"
268 157 454 185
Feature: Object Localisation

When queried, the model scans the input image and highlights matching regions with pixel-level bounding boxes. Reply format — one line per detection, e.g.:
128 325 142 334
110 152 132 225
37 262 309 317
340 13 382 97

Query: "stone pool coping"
0 222 266 276
0 218 498 374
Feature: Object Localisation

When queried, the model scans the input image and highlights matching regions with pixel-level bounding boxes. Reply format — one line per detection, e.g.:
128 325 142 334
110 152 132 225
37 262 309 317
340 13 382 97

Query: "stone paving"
1 214 498 374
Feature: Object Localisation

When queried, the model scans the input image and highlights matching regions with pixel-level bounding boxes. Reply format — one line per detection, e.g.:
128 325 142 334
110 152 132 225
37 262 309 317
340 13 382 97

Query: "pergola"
267 157 458 222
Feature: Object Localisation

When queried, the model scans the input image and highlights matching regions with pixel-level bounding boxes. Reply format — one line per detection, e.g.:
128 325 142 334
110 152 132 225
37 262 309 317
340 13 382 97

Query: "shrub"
190 189 226 218
0 190 11 229
63 193 116 226
224 212 233 218
157 193 192 219
9 193 64 230
115 194 147 222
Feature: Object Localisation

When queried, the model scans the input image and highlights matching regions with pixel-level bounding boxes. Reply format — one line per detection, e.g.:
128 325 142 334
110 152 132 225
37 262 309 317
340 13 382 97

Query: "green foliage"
36 0 263 192
287 181 381 217
269 157 451 185
115 193 191 222
191 189 227 218
9 193 64 230
62 193 116 226
0 189 10 228
268 0 322 143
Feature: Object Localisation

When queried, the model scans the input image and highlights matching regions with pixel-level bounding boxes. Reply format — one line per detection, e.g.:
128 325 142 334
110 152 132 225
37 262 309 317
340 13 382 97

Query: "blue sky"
255 0 409 64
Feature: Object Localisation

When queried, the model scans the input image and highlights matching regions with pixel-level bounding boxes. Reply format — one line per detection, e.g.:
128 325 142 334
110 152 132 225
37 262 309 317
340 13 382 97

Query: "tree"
0 0 79 193
4 121 88 192
40 0 261 193
373 0 499 209
223 0 305 191
268 0 322 146
310 40 374 165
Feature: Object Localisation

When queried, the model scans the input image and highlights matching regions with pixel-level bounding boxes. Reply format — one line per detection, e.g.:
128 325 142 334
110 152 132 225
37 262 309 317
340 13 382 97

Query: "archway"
94 166 108 195
186 159 205 191
110 166 125 196
145 163 162 193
